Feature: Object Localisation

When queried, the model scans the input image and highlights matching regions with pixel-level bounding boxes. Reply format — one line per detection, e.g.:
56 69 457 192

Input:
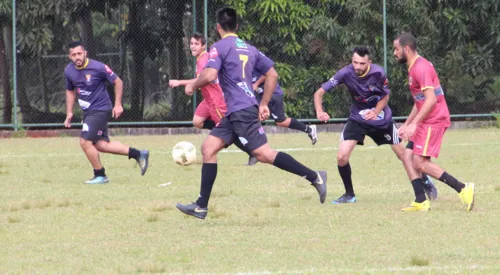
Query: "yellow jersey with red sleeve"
408 56 450 127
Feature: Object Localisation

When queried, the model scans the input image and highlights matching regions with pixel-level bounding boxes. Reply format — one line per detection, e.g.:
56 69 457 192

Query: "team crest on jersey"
85 74 92 83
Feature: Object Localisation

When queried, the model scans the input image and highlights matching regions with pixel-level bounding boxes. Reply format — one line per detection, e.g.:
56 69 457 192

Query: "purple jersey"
251 70 284 96
64 59 117 112
321 64 392 127
206 34 274 114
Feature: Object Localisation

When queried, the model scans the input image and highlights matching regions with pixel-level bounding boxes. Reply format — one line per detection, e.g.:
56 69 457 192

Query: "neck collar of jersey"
75 58 89 70
196 51 207 61
357 65 371 78
408 55 420 71
222 33 238 38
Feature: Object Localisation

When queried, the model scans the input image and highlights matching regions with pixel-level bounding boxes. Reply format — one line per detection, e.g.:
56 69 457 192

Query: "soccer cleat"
401 200 430 212
84 176 109 184
423 175 438 200
308 125 318 145
176 203 208 219
311 170 327 203
332 193 357 204
137 150 149 176
458 182 475 211
247 156 259 166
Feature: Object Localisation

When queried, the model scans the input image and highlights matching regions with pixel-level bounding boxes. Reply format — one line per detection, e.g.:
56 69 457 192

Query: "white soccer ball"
172 141 197 166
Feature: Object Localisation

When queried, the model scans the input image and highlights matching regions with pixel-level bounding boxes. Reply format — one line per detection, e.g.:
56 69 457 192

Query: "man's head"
393 32 417 64
216 7 238 37
352 46 372 76
68 41 87 67
190 32 206 57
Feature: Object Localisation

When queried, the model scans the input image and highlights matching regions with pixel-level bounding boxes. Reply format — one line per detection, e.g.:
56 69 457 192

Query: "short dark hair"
68 41 84 51
216 7 238 32
395 32 417 51
352 46 371 58
190 32 206 45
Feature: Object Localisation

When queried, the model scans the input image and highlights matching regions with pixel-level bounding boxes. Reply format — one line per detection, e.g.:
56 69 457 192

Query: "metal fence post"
12 0 18 131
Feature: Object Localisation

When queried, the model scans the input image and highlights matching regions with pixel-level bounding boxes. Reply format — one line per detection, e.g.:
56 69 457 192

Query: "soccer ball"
172 141 197 166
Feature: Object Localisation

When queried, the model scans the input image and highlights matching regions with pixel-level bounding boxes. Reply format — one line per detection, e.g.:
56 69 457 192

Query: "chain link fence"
0 0 499 129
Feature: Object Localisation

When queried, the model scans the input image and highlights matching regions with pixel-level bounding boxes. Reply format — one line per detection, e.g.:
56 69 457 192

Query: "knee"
94 141 107 152
253 149 276 164
337 153 349 166
79 138 92 149
275 121 286 127
412 160 425 173
201 143 217 158
192 119 203 129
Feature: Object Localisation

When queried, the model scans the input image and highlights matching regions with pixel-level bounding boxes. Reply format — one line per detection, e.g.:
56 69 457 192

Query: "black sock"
338 163 354 196
94 167 106 177
233 137 252 157
272 152 317 183
202 120 216 130
439 172 466 193
411 178 427 203
195 163 217 208
128 148 140 160
289 118 311 134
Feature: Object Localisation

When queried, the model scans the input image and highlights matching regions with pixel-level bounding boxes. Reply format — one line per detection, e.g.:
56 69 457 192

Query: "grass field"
1 128 499 274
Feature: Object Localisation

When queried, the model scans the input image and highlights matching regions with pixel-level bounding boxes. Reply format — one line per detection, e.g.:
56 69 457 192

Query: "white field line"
0 141 499 159
164 264 490 275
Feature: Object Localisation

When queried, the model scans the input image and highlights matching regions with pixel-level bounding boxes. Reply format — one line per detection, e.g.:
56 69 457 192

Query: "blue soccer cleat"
137 150 150 176
84 176 109 184
332 193 357 204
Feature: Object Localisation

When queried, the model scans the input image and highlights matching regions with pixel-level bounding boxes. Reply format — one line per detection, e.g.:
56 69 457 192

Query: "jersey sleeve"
102 64 118 83
380 71 390 96
206 44 223 71
64 70 74 91
417 63 437 91
196 52 209 76
321 70 344 92
254 50 274 75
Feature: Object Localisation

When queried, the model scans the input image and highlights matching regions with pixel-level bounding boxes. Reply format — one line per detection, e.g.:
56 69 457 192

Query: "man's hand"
169 79 181 88
112 104 124 119
252 83 259 92
259 104 270 121
185 84 195 96
398 123 416 140
316 111 330 123
64 113 73 128
363 110 379 120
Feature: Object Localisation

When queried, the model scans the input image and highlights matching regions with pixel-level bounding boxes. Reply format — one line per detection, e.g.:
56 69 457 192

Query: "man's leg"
94 140 149 176
176 116 233 219
332 140 358 204
79 138 109 184
390 143 438 200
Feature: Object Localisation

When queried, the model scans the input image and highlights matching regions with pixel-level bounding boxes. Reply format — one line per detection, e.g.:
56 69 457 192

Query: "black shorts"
256 93 287 123
81 110 111 143
210 106 268 152
340 119 401 146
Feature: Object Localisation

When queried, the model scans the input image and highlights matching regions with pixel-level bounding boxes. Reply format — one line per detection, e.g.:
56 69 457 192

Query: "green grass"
0 128 499 274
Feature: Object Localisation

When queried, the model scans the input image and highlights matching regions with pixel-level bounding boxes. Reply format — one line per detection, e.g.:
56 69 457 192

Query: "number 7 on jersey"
239 54 248 78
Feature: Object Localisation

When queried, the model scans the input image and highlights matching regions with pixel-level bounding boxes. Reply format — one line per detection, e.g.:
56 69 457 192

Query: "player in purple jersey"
252 70 318 145
64 41 149 184
175 8 327 219
314 46 437 204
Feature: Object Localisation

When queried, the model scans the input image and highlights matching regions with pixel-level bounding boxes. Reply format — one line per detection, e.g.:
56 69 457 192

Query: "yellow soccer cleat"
401 200 430 212
458 182 475 211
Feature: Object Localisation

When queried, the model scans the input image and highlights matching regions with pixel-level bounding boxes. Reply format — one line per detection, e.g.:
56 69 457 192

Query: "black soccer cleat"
311 170 327 204
137 150 149 176
247 156 259 166
176 202 208 219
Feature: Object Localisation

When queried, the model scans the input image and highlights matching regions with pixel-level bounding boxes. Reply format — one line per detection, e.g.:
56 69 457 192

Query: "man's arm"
185 68 218 96
112 77 124 118
314 87 330 122
259 67 278 107
252 75 266 91
404 104 418 126
64 90 76 128
410 88 436 124
169 78 197 88
363 95 389 120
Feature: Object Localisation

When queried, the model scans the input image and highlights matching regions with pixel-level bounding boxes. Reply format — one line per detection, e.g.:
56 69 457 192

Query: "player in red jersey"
169 32 227 129
393 32 475 212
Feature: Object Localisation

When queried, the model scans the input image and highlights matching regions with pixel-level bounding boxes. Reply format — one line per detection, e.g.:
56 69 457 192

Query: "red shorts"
194 99 226 124
410 124 447 158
